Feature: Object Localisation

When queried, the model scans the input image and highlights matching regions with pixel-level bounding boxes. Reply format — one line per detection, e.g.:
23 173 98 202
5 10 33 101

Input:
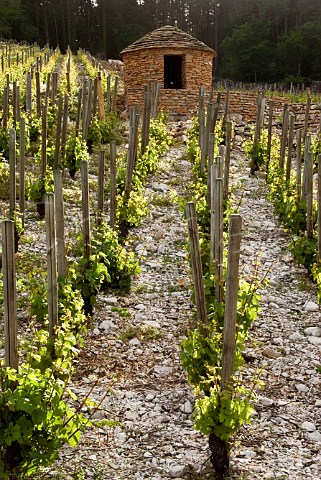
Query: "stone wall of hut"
122 47 213 116
218 92 321 130
117 80 321 129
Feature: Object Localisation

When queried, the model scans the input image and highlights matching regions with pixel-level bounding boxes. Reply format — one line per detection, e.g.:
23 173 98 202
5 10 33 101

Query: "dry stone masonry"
120 25 215 117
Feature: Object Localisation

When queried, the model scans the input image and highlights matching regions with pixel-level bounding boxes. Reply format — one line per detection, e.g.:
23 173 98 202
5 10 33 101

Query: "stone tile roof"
120 25 216 57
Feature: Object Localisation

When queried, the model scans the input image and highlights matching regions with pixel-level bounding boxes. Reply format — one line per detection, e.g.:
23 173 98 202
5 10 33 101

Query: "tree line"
1 0 321 84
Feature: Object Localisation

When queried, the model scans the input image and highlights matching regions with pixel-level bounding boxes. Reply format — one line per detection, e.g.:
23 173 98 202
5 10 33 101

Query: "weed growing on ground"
119 324 162 342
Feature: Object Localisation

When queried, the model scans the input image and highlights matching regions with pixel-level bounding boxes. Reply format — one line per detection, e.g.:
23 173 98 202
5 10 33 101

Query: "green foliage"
268 166 311 235
246 140 267 173
186 118 201 166
262 130 321 299
181 326 223 392
46 104 59 132
91 223 140 291
68 223 140 313
0 271 89 478
290 234 317 270
0 127 10 160
0 364 88 478
28 272 87 328
116 189 149 229
311 133 321 158
0 160 9 200
194 384 254 439
26 169 54 203
180 112 262 452
26 115 41 144
114 114 171 234
236 279 262 335
69 255 109 313
220 17 274 82
182 116 225 234
28 273 47 321
0 271 3 307
180 316 257 441
120 324 161 342
65 136 89 178
276 19 321 82
267 138 318 271
34 144 56 169
87 114 123 148
311 262 321 303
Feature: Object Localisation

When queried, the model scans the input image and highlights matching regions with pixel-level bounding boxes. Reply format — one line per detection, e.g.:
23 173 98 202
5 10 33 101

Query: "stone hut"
120 25 216 117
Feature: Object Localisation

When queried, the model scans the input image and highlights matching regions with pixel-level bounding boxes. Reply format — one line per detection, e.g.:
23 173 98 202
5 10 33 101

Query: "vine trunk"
208 433 229 480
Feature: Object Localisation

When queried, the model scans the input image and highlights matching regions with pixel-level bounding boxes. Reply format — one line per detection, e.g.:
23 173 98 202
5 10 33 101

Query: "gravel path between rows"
9 123 320 479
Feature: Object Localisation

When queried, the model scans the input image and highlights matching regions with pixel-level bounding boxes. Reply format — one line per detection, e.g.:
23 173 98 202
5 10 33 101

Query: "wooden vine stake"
110 141 117 230
198 86 206 175
151 81 160 118
19 117 25 228
3 86 8 126
141 84 152 155
61 94 69 163
125 110 139 203
306 151 313 239
54 95 63 170
111 76 119 112
213 91 221 132
83 80 93 141
9 129 16 220
186 202 208 336
266 99 273 170
35 70 41 115
106 74 111 113
221 214 243 390
279 104 289 170
214 177 224 303
41 104 47 178
303 90 311 143
45 72 51 105
45 193 58 341
210 163 218 266
81 160 91 259
286 113 295 182
12 81 17 123
296 129 302 198
75 87 83 136
16 85 21 122
223 89 230 127
207 132 215 208
318 155 321 262
203 100 214 170
223 120 232 199
26 72 32 113
302 135 311 201
54 171 67 278
93 77 98 116
250 92 264 174
97 150 105 226
2 220 18 369
97 72 105 121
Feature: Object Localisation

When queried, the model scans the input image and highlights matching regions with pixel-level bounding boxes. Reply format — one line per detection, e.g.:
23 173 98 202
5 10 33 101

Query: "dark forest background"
2 0 321 84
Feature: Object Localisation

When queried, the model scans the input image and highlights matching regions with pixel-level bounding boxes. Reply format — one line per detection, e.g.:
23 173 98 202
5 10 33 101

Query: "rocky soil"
1 120 321 480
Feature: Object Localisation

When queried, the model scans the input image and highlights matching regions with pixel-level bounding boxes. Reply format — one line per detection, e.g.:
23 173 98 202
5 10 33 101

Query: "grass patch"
152 192 173 207
120 324 161 342
111 306 131 318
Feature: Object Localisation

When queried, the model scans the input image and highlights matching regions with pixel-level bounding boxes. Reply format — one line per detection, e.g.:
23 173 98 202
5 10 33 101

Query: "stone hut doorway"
164 55 184 89
120 25 216 117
